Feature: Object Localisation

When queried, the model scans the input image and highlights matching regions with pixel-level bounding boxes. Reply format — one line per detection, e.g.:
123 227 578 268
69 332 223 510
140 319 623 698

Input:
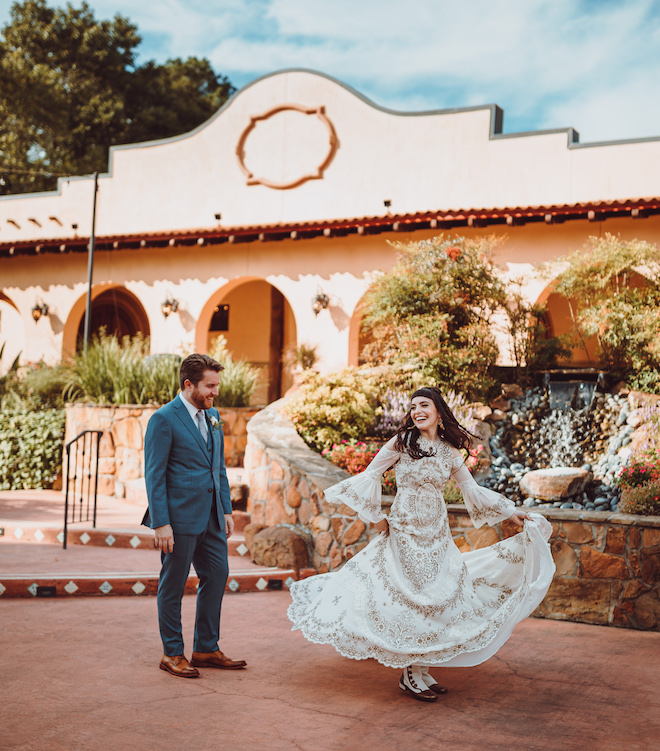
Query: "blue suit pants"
157 509 229 656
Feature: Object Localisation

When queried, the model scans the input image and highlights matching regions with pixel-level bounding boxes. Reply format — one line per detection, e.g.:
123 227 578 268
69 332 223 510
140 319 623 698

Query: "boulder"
249 526 310 569
501 383 525 400
243 522 267 550
519 467 593 501
467 402 492 421
628 390 660 409
490 396 511 412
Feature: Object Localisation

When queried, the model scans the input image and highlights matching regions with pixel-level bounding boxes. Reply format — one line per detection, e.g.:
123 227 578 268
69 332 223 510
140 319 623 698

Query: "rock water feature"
481 381 633 512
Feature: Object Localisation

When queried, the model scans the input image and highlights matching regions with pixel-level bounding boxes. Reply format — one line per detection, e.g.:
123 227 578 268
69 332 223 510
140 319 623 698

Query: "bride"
288 386 555 702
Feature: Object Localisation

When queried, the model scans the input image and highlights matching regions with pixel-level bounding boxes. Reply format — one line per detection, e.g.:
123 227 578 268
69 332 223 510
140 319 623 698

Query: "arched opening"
0 292 23 374
537 269 651 367
196 278 297 404
62 286 150 357
347 292 375 367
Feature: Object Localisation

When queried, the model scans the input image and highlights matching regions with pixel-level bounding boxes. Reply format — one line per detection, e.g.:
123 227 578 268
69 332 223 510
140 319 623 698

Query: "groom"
143 353 247 678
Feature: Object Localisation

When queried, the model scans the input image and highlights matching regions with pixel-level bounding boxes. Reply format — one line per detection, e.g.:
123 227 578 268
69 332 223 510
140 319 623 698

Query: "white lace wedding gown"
288 438 555 668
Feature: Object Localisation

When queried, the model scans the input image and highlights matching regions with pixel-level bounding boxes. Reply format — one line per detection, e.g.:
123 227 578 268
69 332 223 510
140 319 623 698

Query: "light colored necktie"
195 410 209 444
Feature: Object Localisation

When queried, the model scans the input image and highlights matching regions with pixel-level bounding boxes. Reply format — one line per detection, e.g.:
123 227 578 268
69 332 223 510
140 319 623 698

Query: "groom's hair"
179 353 224 390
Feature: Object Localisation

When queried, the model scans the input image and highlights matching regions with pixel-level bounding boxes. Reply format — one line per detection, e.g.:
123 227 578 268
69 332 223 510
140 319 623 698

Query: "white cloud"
2 0 659 142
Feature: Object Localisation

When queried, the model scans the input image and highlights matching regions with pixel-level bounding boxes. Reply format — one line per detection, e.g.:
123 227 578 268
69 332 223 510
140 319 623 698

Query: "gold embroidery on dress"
287 438 549 669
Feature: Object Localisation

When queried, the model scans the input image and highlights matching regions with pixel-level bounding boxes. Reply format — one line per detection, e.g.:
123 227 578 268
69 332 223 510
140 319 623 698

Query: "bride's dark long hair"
394 387 475 459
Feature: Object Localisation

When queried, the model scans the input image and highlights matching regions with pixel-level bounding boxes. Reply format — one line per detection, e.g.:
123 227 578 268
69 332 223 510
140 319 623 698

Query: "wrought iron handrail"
63 430 102 549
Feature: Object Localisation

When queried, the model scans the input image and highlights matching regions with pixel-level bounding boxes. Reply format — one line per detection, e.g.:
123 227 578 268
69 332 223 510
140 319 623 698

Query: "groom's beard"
188 388 213 411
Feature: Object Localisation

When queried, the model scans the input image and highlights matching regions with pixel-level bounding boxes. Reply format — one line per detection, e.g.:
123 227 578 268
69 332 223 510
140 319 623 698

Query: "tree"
549 233 660 391
360 236 507 399
0 0 234 194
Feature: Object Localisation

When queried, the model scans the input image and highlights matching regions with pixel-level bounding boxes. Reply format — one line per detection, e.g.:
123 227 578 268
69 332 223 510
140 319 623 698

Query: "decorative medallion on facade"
235 104 338 190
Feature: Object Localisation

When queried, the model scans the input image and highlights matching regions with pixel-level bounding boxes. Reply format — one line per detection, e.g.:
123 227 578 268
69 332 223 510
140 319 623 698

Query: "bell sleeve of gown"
323 445 400 524
450 454 516 528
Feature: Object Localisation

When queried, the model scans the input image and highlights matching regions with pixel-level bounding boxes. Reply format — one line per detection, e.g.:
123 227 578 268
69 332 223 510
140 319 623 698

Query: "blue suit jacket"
143 397 232 535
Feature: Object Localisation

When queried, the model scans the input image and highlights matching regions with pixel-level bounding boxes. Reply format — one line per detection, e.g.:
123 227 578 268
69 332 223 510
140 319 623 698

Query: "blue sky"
2 0 660 143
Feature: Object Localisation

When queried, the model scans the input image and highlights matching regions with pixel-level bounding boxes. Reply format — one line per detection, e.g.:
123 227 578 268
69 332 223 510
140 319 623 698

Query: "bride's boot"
420 666 448 695
399 664 438 702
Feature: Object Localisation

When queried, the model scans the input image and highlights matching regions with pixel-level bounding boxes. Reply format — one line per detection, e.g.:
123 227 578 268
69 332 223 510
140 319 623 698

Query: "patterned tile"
129 536 141 548
255 577 268 591
79 532 91 545
0 582 6 596
284 576 295 589
99 581 113 594
236 543 249 557
64 581 79 594
105 534 116 546
228 579 240 592
14 527 23 540
56 531 64 544
27 583 38 596
132 582 146 595
34 529 45 542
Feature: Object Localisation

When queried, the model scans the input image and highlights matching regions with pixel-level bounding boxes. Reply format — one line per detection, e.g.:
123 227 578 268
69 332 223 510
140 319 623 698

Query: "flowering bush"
373 389 410 438
284 367 382 452
322 440 396 494
615 450 660 488
639 404 660 452
618 483 660 516
359 235 506 400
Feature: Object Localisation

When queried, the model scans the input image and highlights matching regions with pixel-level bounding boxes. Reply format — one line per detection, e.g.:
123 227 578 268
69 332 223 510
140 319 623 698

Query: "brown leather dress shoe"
190 649 247 670
159 654 200 678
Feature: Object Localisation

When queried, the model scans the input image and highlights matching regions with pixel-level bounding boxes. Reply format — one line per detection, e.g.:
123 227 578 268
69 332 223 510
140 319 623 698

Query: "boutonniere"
209 415 224 431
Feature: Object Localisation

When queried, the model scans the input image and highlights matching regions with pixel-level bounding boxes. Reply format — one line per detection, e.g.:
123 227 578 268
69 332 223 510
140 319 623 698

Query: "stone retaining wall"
65 402 259 500
448 506 660 630
245 401 660 630
244 402 372 571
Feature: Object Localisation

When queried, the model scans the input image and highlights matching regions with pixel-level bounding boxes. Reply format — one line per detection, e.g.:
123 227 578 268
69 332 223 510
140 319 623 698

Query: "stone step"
0 521 252 558
0 566 316 599
0 542 315 598
0 510 253 550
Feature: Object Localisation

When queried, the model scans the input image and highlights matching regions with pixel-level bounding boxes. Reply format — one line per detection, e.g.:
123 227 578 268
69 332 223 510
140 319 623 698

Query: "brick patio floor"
2 590 659 751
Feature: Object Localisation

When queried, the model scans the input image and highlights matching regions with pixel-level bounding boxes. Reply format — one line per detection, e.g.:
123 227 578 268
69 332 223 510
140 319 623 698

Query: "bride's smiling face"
410 396 440 433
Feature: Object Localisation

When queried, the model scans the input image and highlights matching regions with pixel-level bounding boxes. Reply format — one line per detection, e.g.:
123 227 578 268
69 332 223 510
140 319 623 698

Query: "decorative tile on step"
0 567 316 598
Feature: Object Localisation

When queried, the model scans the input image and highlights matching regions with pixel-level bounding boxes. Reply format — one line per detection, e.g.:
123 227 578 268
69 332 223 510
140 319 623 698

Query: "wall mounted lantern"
311 290 329 316
32 302 49 322
161 298 179 318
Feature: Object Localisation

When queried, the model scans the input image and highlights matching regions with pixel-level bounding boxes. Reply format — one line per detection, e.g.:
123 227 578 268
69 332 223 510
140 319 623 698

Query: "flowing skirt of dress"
288 456 555 670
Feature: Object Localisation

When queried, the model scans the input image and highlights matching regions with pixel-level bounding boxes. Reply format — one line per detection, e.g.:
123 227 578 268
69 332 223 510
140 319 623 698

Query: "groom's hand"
154 524 174 553
225 514 234 539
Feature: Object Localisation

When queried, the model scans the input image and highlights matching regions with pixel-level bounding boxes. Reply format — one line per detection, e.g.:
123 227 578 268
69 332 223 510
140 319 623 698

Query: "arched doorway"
196 278 297 404
347 292 375 367
62 286 150 357
0 292 23 374
537 269 650 366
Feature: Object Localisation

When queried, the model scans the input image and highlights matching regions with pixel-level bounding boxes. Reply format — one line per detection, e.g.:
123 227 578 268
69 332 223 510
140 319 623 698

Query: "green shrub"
0 407 65 489
549 234 660 383
360 235 506 400
615 450 660 488
628 369 660 396
208 337 259 407
618 483 660 516
63 332 181 404
284 367 382 451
